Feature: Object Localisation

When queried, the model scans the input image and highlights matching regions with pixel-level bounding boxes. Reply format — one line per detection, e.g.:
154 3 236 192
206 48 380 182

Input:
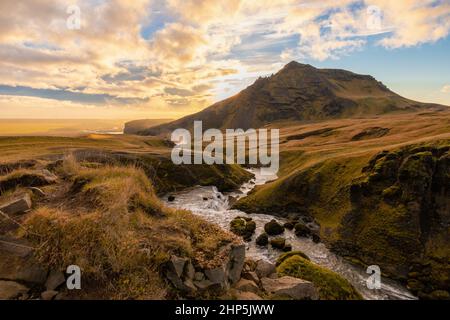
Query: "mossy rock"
276 251 310 266
230 217 256 241
264 219 284 235
294 222 311 237
277 255 362 300
255 233 269 246
270 237 286 250
283 222 294 230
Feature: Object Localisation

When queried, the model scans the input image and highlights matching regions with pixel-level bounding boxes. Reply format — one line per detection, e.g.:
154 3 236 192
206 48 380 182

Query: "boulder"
294 222 311 237
255 260 276 279
0 194 32 215
264 219 284 235
242 271 259 284
255 233 268 246
234 278 259 294
234 290 263 300
0 280 29 300
283 222 295 230
270 237 286 250
45 270 66 291
230 217 256 241
41 290 58 301
205 267 226 285
194 272 205 281
227 244 245 285
261 276 318 300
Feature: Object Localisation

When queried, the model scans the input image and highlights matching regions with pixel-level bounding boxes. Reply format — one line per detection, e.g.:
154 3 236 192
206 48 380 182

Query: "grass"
277 254 362 300
17 156 238 299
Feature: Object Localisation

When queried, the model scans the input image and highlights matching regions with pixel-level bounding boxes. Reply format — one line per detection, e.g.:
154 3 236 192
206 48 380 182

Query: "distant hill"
124 119 172 134
140 61 447 135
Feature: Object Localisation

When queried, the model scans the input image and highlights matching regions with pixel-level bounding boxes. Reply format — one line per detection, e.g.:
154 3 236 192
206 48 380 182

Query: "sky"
0 0 449 120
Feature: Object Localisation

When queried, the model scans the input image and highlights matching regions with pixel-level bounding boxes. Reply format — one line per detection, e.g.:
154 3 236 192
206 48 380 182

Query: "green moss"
230 217 256 241
264 219 284 235
270 237 286 250
277 256 362 300
276 251 310 266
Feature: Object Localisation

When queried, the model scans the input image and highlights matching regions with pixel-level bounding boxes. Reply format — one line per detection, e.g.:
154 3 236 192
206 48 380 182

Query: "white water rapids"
163 168 416 300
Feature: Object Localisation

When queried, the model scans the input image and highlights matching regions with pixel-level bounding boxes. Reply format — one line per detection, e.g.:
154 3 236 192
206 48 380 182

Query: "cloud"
0 0 449 118
442 85 450 93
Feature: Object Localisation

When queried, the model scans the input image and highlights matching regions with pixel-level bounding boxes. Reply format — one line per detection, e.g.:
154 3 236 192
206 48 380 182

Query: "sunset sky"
0 0 449 120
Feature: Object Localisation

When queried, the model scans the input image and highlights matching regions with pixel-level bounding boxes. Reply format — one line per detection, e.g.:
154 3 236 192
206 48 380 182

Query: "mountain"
139 61 446 135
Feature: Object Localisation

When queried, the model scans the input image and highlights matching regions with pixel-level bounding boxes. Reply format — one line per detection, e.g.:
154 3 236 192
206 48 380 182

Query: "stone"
41 169 58 183
227 244 245 285
205 267 226 284
255 260 276 279
41 290 58 300
0 247 47 285
283 243 293 252
194 272 205 282
230 217 256 241
255 233 269 246
264 219 284 235
261 276 318 300
234 290 263 300
185 261 195 280
234 278 259 294
294 222 311 237
283 222 295 230
0 194 32 215
270 237 286 250
0 280 29 300
169 255 187 278
167 195 175 202
242 271 259 284
46 270 66 291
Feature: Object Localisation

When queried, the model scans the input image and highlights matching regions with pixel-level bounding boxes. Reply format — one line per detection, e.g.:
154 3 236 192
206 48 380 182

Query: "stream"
163 168 416 300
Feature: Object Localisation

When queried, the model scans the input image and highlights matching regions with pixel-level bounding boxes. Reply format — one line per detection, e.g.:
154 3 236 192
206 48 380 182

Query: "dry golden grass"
16 156 238 299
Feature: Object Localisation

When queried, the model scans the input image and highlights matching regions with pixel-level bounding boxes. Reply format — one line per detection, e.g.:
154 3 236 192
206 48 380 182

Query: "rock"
264 219 284 235
194 279 218 291
167 195 175 202
234 278 259 294
234 290 263 300
244 259 257 272
0 194 32 215
169 255 187 278
261 276 318 300
255 260 276 279
227 244 245 285
194 272 205 281
270 237 286 250
283 222 294 230
230 217 256 241
294 222 311 237
255 233 269 246
242 271 259 284
202 197 208 201
228 196 237 207
0 280 29 300
164 255 189 291
45 270 66 291
185 261 195 280
311 233 321 243
41 290 58 300
205 267 226 285
283 243 293 252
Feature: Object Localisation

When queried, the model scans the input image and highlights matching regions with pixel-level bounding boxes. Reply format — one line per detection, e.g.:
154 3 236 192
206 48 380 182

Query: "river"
163 168 416 300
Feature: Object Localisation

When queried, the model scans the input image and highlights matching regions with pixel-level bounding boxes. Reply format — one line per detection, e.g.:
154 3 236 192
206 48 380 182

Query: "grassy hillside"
234 110 450 299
